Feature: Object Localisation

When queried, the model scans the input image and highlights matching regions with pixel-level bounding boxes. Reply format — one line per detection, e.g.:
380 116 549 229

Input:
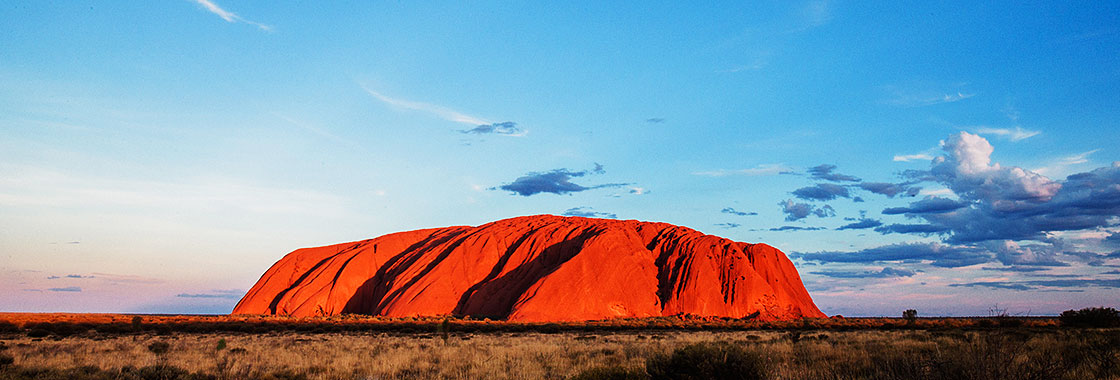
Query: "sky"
1 1 1118 316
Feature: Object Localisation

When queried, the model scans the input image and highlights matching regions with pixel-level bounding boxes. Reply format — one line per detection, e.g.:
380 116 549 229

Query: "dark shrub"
646 342 766 380
997 318 1024 328
129 364 190 380
27 328 50 338
1060 307 1120 327
94 322 131 334
569 366 649 380
258 369 309 380
0 321 18 333
4 365 115 380
25 321 82 337
539 323 562 334
0 354 14 368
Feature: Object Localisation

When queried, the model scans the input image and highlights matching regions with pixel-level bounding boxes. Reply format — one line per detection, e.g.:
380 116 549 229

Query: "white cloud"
693 163 793 177
939 132 996 176
191 0 272 31
975 126 1040 141
919 188 955 197
893 153 934 162
360 85 490 126
934 132 1060 199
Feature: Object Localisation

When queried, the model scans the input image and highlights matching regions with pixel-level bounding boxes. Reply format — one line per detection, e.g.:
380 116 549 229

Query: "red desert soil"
234 215 826 322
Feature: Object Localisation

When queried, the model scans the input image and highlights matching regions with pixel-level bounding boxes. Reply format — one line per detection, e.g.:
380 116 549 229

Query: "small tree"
437 318 450 343
903 309 917 323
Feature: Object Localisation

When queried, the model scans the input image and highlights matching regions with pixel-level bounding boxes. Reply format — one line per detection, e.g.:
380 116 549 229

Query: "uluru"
234 215 825 322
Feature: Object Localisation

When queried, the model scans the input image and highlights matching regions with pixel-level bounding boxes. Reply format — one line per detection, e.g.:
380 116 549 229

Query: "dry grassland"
2 328 1118 380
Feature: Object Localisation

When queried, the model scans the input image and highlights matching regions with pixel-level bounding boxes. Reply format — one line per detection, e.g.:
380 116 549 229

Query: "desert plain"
1 312 1118 380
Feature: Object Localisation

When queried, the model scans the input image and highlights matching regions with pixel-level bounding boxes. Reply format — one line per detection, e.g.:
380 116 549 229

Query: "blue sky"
1 1 1118 316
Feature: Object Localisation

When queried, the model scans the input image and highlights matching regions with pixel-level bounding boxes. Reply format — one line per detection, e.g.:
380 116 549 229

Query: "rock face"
234 215 826 321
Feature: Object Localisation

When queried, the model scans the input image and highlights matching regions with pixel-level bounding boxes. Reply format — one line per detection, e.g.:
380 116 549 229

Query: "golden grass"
3 328 1118 379
0 313 1114 379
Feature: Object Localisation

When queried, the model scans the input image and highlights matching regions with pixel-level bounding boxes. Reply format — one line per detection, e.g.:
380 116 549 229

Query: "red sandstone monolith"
233 215 826 321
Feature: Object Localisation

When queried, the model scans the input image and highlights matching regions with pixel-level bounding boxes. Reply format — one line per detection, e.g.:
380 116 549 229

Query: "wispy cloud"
769 225 826 232
792 183 850 201
836 218 882 231
721 207 757 216
886 92 974 107
47 286 81 292
460 121 526 136
975 126 1040 141
176 289 243 299
883 83 974 107
783 0 832 32
360 85 490 126
792 242 992 268
873 223 949 235
1033 149 1099 177
881 197 967 215
1059 149 1098 165
191 0 271 31
893 153 934 162
811 267 916 279
90 273 165 285
47 274 95 280
858 182 920 198
949 278 1120 291
0 164 348 220
275 114 354 146
807 164 861 182
495 164 628 197
693 163 794 177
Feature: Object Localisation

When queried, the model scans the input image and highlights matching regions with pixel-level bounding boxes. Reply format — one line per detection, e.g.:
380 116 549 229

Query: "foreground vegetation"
0 309 1116 379
1 327 1117 379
